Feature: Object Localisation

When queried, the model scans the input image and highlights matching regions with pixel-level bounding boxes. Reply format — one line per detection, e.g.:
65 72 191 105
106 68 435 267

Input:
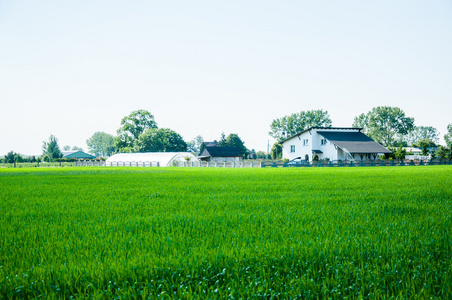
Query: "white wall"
212 157 241 162
281 131 312 161
281 128 362 161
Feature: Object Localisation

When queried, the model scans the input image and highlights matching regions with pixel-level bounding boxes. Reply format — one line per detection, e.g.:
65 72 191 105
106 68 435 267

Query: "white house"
280 127 391 162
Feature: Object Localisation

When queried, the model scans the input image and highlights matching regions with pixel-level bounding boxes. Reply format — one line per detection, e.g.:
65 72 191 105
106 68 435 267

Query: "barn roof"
199 146 242 158
62 151 96 159
280 127 361 143
317 131 391 154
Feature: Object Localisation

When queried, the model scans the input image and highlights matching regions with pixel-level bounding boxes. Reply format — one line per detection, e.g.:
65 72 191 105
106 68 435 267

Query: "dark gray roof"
317 131 391 154
280 127 362 144
199 146 242 157
204 141 218 147
312 150 323 154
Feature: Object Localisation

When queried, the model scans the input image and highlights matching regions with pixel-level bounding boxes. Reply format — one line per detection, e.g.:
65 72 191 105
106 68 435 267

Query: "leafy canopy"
87 132 115 157
42 135 62 159
115 110 157 152
134 128 187 153
218 133 248 157
187 135 204 155
444 124 452 148
269 109 332 142
403 126 439 146
353 106 414 147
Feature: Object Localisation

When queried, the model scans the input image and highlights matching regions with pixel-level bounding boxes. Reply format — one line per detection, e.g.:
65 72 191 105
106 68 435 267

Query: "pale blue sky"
1 1 451 155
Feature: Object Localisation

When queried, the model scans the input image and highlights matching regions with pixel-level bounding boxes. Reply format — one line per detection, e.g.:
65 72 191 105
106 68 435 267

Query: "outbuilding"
198 146 243 162
105 152 199 167
62 151 96 159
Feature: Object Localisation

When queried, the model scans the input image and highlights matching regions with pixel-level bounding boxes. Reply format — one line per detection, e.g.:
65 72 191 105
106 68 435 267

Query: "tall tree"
42 135 62 160
271 143 282 160
87 132 115 157
269 109 332 141
114 110 158 152
4 151 17 167
134 128 187 152
187 135 204 154
353 106 415 147
444 124 452 148
403 126 439 146
218 133 248 157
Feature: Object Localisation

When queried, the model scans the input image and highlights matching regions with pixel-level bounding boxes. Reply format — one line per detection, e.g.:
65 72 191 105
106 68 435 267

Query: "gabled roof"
204 141 218 147
317 131 391 154
62 151 96 159
280 127 361 144
199 146 242 158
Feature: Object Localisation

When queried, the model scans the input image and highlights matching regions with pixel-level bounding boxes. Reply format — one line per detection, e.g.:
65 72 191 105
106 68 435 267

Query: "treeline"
3 106 452 164
2 109 255 164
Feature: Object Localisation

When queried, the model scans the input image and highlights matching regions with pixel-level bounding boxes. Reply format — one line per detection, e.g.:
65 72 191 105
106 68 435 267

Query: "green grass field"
1 166 451 299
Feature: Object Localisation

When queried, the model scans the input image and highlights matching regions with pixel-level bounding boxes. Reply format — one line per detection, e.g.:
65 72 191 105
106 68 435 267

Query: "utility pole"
267 140 270 160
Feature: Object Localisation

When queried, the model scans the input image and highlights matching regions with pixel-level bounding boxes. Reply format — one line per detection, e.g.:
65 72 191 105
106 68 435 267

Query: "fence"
2 159 451 169
260 159 452 168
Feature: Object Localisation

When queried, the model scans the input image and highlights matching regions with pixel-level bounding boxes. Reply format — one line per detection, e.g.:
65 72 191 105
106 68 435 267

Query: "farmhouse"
106 152 199 167
198 146 243 162
280 127 391 162
62 151 96 159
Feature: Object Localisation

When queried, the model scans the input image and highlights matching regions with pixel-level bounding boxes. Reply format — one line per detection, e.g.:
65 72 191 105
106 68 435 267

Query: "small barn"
62 151 96 159
105 152 199 167
198 146 243 162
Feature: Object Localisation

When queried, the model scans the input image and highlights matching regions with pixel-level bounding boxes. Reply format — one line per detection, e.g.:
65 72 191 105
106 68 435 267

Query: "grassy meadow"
0 166 451 299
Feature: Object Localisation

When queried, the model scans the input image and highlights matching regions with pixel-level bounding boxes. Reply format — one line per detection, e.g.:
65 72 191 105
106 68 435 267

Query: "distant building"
280 127 391 161
62 151 96 159
198 146 243 162
106 152 198 167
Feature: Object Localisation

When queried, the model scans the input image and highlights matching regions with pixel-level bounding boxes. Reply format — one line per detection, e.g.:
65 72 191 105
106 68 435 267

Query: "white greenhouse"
105 152 199 167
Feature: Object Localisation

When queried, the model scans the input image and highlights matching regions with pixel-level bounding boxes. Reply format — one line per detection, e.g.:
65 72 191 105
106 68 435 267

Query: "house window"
303 139 309 146
321 139 327 146
290 145 295 153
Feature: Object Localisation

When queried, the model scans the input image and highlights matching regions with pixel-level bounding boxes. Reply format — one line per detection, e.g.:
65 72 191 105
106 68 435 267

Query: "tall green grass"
0 166 451 298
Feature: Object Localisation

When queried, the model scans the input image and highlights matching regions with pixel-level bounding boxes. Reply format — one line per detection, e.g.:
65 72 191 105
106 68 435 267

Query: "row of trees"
3 110 253 163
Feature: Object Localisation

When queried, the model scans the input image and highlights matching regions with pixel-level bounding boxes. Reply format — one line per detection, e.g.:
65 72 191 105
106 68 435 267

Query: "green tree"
87 132 115 157
352 113 370 132
218 132 227 145
134 128 187 152
62 145 71 151
42 135 62 160
187 135 204 154
436 146 452 159
269 109 332 141
256 151 267 159
72 146 83 151
353 106 414 147
404 126 439 146
114 110 158 152
218 133 248 157
271 143 282 160
4 151 17 167
444 124 452 148
393 145 407 160
417 139 433 156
